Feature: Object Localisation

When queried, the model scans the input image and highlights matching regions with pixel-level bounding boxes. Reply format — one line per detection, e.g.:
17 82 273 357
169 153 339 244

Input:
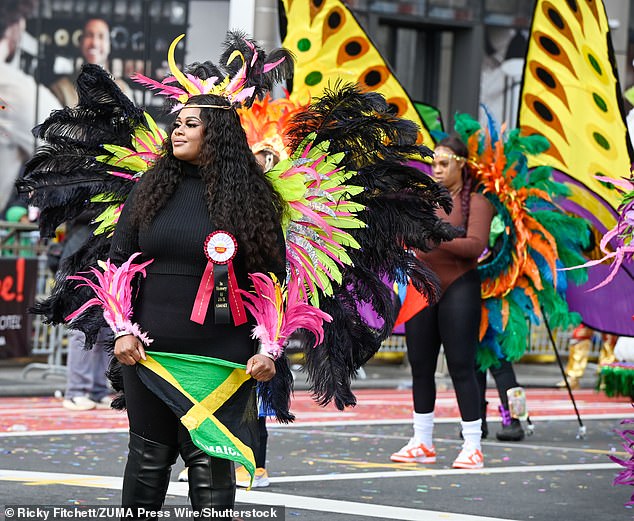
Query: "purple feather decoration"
609 417 634 505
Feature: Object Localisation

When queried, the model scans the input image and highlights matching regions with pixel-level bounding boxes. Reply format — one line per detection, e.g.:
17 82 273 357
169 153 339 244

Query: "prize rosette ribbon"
190 231 246 326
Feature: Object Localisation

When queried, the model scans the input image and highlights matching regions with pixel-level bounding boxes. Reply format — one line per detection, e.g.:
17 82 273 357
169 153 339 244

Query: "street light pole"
254 0 281 48
228 0 255 34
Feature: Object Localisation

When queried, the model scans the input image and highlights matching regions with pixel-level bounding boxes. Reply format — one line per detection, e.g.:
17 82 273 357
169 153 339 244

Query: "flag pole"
540 306 586 439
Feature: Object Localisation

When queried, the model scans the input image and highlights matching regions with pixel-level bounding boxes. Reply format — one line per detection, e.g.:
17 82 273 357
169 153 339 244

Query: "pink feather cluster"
564 176 634 291
283 142 359 297
65 253 154 345
238 272 332 359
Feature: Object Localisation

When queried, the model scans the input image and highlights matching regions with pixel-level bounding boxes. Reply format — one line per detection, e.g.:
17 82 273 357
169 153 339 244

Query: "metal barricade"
525 322 602 359
378 322 603 361
377 335 449 375
21 254 68 379
0 220 43 258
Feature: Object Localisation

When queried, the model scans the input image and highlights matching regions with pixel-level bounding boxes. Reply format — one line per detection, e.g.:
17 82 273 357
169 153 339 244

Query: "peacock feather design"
454 111 590 370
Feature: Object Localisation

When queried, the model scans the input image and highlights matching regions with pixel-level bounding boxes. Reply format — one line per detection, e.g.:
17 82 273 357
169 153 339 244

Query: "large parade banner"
518 0 634 336
0 258 38 359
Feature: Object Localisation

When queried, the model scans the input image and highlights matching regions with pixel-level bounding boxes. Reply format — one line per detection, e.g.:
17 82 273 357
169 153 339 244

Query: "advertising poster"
0 258 38 359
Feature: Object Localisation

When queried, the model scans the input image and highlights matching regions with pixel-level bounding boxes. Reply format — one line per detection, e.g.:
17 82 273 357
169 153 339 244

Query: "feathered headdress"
131 32 294 110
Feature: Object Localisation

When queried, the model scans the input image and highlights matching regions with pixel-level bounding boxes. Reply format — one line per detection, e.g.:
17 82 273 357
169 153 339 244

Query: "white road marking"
0 469 524 521
265 462 621 482
268 413 631 428
0 413 628 437
0 428 128 437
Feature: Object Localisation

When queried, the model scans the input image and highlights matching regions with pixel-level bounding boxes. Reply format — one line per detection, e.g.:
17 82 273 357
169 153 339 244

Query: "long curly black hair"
127 93 284 272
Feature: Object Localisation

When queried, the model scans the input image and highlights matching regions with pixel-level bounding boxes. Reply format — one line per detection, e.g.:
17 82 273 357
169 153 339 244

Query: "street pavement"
0 359 632 520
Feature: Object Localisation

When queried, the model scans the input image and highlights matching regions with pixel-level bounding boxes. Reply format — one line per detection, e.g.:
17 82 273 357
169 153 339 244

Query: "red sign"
0 258 38 358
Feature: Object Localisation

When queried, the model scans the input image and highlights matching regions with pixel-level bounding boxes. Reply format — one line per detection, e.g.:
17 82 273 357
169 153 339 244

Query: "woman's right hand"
114 334 147 365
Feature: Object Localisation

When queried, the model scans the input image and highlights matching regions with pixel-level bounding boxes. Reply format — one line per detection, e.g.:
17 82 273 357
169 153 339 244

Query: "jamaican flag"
137 352 258 483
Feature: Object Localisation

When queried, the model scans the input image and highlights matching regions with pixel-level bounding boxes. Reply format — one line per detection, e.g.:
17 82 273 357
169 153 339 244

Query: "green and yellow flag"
137 352 258 482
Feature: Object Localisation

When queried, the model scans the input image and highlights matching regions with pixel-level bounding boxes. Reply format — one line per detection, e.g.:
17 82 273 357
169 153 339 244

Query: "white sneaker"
236 466 270 488
93 396 113 409
452 447 484 469
62 396 96 411
390 438 436 463
178 468 188 482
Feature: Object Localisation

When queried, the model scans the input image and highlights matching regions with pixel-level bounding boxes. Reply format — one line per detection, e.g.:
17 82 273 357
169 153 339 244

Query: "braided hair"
436 135 474 234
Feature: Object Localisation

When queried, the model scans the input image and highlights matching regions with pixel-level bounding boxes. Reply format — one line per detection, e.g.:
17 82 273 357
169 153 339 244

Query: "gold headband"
185 104 233 110
434 152 465 161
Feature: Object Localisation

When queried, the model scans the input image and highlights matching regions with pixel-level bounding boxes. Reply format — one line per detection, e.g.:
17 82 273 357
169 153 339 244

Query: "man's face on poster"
80 19 110 68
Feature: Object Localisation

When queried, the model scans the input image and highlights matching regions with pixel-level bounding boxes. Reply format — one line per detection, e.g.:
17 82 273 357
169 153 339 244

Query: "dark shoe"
496 405 525 442
496 418 525 441
180 440 236 519
121 432 179 520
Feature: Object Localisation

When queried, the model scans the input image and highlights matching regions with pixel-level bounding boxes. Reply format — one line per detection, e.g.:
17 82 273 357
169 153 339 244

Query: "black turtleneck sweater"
109 163 285 364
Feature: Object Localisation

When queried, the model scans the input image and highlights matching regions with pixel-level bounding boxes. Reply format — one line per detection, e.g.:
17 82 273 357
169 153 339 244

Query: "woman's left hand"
246 354 276 382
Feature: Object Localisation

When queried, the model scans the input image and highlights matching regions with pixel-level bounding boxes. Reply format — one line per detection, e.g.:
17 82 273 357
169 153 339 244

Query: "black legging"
405 269 481 421
477 358 519 410
122 364 187 445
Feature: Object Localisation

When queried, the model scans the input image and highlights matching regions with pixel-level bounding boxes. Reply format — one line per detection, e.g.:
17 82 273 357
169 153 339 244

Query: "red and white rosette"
205 230 237 265
190 231 246 326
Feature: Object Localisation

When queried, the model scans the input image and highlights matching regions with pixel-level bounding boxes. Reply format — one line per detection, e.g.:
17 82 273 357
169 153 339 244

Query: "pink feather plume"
238 273 332 359
65 253 154 345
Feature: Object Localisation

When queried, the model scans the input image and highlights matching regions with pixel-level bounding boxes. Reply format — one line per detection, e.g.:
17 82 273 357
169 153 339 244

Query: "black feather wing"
16 64 149 342
284 83 460 409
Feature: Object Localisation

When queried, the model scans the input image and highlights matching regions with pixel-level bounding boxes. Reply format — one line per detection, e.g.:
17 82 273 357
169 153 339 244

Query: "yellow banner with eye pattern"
279 0 435 148
518 0 633 233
